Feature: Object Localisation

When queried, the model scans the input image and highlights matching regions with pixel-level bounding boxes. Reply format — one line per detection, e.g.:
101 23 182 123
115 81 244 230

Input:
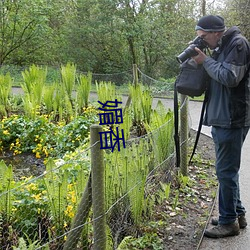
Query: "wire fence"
0 125 178 249
0 65 190 249
0 64 175 97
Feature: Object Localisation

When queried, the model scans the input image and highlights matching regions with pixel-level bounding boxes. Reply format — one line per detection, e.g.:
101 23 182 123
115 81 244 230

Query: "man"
192 15 250 238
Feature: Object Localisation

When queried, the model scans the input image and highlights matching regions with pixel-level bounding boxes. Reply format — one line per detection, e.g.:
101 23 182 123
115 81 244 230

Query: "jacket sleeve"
203 38 250 87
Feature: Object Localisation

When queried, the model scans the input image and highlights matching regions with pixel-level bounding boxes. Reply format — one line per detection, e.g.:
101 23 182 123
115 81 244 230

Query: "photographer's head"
195 15 225 49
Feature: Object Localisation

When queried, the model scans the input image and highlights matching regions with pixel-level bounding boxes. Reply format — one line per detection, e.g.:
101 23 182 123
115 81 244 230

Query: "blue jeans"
211 126 249 225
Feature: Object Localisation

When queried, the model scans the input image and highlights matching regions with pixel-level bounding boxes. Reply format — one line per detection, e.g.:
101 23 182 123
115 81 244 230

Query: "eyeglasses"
198 32 214 40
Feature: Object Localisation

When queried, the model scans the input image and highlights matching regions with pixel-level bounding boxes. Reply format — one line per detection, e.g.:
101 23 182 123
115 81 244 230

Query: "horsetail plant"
126 141 150 225
105 138 152 226
43 159 69 236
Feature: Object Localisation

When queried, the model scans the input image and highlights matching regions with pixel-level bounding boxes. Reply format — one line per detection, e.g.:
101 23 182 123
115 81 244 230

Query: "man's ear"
216 31 224 38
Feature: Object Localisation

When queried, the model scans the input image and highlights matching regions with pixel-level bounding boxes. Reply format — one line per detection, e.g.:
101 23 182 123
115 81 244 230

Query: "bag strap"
174 80 180 168
188 91 208 164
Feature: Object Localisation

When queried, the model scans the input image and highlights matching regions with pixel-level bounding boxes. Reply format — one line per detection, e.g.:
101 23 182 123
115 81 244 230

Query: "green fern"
21 65 47 118
60 62 76 101
43 84 56 113
0 160 14 222
129 83 153 127
77 72 92 110
144 100 174 163
96 81 121 104
0 73 12 116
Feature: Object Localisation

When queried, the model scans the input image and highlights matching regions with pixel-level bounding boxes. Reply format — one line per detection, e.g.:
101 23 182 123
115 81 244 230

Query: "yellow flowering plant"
0 109 98 158
11 176 49 240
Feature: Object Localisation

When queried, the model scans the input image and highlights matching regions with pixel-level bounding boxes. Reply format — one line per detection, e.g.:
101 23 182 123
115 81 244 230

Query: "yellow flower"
32 193 42 201
36 152 41 159
3 130 9 135
65 205 74 218
71 195 76 204
12 207 17 212
14 149 22 155
26 183 37 191
43 147 49 157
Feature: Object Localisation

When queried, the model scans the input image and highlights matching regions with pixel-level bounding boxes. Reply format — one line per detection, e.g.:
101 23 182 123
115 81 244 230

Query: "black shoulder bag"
174 58 210 168
175 58 208 97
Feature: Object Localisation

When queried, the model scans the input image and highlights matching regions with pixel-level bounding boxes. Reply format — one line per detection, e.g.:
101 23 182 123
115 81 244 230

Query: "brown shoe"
211 214 247 229
204 222 240 238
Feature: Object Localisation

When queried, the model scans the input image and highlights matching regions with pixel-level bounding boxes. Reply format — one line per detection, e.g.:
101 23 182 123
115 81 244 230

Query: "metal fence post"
91 124 106 250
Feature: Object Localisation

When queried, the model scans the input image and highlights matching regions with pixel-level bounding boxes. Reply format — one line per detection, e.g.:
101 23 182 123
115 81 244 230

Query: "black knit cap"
195 15 225 32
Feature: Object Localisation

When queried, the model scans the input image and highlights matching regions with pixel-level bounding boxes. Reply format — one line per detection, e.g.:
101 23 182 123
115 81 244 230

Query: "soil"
159 130 217 250
113 129 217 250
0 152 45 180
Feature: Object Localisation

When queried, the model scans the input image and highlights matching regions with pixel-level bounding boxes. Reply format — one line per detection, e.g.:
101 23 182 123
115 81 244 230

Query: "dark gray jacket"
203 26 250 128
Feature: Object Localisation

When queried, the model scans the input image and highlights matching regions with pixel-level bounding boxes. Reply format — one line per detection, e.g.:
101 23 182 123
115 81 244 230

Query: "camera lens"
176 45 198 63
176 37 208 63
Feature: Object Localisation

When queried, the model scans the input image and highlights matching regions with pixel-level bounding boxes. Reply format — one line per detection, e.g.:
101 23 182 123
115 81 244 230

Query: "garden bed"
0 152 45 180
0 130 217 250
160 131 217 250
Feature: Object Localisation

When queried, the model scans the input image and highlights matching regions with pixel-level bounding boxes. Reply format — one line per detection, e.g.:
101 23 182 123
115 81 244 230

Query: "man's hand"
192 47 207 64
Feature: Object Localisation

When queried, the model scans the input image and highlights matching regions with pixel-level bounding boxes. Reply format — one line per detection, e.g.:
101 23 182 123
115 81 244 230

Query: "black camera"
176 36 208 64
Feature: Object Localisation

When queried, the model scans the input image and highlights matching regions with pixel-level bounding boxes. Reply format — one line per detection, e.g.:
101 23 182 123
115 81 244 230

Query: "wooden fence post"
125 64 138 110
91 124 106 250
133 63 138 85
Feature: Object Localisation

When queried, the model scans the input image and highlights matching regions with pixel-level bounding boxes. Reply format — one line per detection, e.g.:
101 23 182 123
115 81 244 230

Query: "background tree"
0 0 49 65
64 0 130 73
65 0 201 78
0 0 235 80
219 0 250 39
